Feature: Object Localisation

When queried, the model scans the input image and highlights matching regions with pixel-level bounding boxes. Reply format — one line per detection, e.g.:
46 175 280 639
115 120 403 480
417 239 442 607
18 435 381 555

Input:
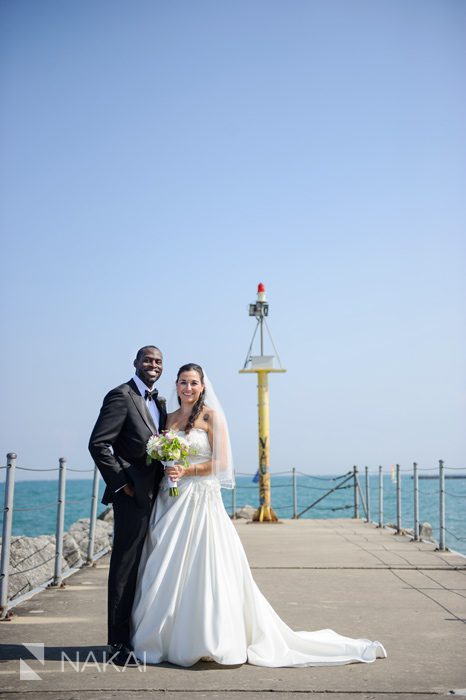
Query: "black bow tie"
144 389 158 402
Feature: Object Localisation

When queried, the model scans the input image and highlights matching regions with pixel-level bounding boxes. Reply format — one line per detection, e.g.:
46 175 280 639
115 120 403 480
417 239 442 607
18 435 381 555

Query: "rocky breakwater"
1 509 114 603
2 504 258 606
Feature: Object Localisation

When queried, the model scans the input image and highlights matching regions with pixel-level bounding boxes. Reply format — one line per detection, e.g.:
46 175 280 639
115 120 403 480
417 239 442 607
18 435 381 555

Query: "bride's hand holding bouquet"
146 430 192 496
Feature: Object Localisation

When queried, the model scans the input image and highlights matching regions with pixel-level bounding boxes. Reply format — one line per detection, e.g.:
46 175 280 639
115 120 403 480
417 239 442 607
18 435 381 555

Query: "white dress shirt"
114 375 160 495
132 373 160 433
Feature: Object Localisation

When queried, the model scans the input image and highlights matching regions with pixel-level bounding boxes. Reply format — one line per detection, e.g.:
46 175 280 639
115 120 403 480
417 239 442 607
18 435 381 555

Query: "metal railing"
229 468 360 520
2 453 464 617
366 461 466 551
227 461 466 554
0 454 108 620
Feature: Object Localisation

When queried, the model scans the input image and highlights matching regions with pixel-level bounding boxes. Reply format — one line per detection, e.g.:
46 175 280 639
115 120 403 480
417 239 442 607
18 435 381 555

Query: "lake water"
1 470 465 557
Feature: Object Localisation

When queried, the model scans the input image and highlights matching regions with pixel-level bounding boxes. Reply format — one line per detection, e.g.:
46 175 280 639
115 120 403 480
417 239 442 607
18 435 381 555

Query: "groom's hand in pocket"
122 483 135 497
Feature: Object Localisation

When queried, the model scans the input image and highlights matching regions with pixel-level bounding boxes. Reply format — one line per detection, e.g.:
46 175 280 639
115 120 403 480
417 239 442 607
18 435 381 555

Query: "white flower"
147 435 160 451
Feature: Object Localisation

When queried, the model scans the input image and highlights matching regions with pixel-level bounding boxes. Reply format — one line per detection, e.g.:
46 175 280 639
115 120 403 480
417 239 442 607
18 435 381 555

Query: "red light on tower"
257 282 266 302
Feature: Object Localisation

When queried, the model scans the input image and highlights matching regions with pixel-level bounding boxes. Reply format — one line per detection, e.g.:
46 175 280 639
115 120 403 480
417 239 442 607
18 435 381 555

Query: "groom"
89 345 167 666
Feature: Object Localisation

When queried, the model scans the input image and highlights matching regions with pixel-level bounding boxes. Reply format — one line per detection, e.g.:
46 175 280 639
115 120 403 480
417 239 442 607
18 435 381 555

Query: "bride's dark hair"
176 363 206 434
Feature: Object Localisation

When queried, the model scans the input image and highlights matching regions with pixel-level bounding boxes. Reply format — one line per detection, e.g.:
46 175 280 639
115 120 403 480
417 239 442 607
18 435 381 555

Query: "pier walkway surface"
0 519 465 700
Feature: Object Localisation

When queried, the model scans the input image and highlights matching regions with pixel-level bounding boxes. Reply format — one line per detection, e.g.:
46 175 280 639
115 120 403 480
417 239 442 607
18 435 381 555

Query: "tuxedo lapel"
128 380 158 435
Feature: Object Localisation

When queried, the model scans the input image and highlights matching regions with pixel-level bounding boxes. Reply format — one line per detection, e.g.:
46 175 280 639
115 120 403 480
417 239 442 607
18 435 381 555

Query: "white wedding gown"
131 429 386 667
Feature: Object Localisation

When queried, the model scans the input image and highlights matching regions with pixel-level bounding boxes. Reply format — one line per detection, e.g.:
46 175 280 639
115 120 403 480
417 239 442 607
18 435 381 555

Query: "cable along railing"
0 453 106 620
1 453 465 619
228 462 466 552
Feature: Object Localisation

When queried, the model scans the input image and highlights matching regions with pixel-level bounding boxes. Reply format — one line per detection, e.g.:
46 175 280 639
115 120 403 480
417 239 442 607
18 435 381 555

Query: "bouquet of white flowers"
146 430 193 496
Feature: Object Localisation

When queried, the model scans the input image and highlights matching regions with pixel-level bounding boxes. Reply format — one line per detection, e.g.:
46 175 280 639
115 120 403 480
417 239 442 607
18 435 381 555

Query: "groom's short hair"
135 345 161 361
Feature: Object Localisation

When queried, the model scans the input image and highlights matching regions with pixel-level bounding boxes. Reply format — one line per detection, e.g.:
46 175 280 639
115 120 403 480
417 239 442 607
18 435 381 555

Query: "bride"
130 363 387 667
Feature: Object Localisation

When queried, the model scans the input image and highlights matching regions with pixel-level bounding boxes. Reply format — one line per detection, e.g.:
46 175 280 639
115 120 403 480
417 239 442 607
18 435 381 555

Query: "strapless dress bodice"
175 428 212 465
158 428 216 494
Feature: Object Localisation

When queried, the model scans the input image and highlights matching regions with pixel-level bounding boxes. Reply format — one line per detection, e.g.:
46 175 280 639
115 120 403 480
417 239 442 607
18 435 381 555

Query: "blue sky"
1 0 465 480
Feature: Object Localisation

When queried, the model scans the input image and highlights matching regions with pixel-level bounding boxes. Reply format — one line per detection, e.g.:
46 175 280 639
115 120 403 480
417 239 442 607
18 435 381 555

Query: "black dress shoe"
108 642 140 667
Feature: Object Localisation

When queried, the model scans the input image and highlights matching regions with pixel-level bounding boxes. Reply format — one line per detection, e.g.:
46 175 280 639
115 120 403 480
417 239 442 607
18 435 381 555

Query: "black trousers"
107 490 153 646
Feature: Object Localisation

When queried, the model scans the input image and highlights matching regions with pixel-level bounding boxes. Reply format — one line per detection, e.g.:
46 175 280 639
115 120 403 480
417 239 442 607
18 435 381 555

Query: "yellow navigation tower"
239 283 286 522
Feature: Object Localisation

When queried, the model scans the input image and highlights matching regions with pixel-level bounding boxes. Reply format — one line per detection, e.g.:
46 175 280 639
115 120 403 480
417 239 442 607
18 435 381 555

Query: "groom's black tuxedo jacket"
89 379 167 507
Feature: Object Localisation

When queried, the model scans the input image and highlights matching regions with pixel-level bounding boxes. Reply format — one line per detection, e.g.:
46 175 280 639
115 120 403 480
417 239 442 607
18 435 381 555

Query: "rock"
63 532 84 569
98 506 114 523
419 522 435 542
232 505 256 520
68 518 113 560
4 535 63 600
385 521 437 545
1 516 113 604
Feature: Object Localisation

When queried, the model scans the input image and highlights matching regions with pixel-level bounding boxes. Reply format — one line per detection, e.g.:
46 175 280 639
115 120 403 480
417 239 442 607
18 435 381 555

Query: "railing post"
292 467 297 519
87 464 100 564
413 462 419 541
231 482 236 519
378 465 383 528
396 463 401 534
365 466 370 523
0 453 17 619
52 457 66 587
439 459 445 551
353 465 359 519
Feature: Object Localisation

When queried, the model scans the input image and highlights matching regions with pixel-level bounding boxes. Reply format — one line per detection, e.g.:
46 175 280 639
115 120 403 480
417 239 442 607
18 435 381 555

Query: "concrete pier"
0 518 465 699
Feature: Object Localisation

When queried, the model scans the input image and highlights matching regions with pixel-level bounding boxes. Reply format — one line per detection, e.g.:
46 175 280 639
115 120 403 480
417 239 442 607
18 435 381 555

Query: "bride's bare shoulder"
199 406 215 427
166 409 181 429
